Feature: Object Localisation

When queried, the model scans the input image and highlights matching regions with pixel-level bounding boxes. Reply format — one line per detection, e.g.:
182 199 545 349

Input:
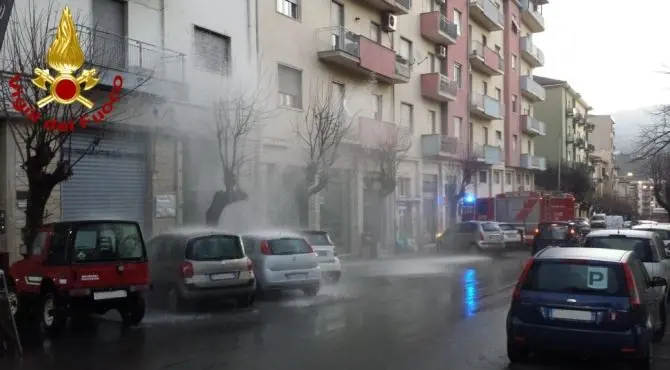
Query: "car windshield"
73 222 145 263
481 222 501 232
523 261 626 296
591 215 606 221
303 232 332 246
584 237 653 262
269 238 312 255
186 235 244 261
537 224 571 240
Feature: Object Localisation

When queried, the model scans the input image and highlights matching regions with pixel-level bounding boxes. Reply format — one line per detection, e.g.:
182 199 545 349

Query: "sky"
534 0 670 114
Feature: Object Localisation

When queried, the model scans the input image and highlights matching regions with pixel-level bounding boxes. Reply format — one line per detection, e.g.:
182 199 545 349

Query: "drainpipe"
159 0 165 49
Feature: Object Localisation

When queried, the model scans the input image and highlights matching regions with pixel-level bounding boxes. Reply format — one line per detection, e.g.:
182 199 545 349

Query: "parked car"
623 221 633 228
498 223 524 249
148 229 256 312
7 220 149 336
632 223 670 250
530 221 581 255
507 247 666 367
295 230 342 283
584 229 670 307
242 230 321 297
590 213 607 229
437 221 505 254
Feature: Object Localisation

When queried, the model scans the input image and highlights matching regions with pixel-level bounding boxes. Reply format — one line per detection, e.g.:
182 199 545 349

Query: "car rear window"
537 224 571 240
584 237 653 262
186 235 244 261
523 261 627 296
269 238 313 255
635 229 670 240
73 222 145 263
591 215 606 221
499 224 515 231
303 232 332 246
481 222 501 232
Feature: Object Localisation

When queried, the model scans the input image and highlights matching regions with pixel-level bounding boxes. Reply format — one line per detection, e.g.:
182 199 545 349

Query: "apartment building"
532 76 592 169
588 115 616 195
0 0 258 262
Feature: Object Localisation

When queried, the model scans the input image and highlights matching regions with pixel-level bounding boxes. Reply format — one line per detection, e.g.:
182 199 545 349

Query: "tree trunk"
22 179 55 256
205 189 248 226
294 185 309 227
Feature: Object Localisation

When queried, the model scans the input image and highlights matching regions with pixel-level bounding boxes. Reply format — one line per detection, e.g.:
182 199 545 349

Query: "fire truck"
462 191 576 245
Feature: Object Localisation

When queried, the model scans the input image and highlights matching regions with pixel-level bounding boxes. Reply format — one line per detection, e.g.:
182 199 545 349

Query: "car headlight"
436 232 443 239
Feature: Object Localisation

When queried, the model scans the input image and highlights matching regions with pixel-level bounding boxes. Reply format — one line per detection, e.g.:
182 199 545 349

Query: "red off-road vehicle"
4 220 150 336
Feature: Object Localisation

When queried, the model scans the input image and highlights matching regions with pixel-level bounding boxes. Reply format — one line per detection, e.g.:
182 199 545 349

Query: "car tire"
237 294 255 308
506 338 529 363
324 272 341 284
652 303 666 343
2 281 20 319
302 285 320 297
120 293 146 327
40 291 66 337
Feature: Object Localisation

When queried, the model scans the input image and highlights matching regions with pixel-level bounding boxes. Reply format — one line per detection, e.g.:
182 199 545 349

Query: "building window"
332 82 345 107
527 140 532 154
453 10 463 35
512 54 517 70
495 130 502 146
483 127 489 145
398 177 411 197
370 22 381 42
494 170 501 184
454 63 462 88
525 174 530 185
454 116 462 138
399 37 412 63
516 173 522 186
479 170 487 184
512 134 518 153
512 94 517 112
372 94 383 120
401 102 413 131
505 172 512 185
277 0 300 19
278 64 302 108
194 26 231 75
482 81 488 95
428 110 437 134
495 87 502 101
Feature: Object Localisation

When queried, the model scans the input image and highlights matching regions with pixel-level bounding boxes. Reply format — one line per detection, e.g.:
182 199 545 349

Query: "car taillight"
180 261 194 279
260 240 271 255
246 258 253 271
513 258 534 301
622 263 641 308
534 228 539 235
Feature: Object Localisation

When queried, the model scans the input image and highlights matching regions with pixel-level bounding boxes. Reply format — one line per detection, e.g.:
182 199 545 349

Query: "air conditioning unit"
436 45 447 59
382 12 397 32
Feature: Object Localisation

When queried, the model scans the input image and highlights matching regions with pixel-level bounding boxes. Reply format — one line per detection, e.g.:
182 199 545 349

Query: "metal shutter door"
61 132 147 228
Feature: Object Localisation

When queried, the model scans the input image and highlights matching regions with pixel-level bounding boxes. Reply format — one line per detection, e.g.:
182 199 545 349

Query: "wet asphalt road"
2 250 670 370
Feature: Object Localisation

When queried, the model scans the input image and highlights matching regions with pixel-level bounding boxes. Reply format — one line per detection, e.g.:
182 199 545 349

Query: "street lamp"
627 172 633 177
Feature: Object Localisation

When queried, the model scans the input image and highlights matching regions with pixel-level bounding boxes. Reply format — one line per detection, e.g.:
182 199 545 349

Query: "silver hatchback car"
242 230 321 296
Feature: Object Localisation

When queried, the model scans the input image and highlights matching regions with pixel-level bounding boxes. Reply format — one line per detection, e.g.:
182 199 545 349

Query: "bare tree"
635 104 670 160
293 83 354 226
0 1 155 252
204 84 273 226
644 152 670 221
444 145 482 226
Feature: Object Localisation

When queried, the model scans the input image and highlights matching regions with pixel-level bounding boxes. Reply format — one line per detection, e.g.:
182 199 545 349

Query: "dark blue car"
506 247 667 368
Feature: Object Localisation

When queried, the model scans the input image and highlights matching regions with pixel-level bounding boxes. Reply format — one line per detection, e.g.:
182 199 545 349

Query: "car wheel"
324 272 341 284
302 285 320 297
40 291 66 337
653 303 666 343
237 294 255 308
632 344 653 370
166 286 188 313
120 293 146 327
506 338 529 363
3 282 19 318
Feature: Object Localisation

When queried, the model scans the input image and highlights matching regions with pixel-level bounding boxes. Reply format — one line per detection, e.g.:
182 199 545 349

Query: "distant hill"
610 107 656 154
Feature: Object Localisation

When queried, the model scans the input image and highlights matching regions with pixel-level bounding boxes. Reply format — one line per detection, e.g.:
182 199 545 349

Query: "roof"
586 229 656 239
533 75 592 110
537 247 628 262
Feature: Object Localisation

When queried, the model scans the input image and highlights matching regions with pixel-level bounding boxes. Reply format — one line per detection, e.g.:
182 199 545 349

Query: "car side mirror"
650 276 668 287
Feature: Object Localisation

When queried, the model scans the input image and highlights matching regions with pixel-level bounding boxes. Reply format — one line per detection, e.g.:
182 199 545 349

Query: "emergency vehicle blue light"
463 193 475 204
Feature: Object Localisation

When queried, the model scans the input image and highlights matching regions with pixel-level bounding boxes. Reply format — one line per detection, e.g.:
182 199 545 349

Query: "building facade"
588 115 616 195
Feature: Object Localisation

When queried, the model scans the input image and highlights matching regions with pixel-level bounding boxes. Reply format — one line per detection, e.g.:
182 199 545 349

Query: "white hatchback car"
296 230 342 283
242 230 322 296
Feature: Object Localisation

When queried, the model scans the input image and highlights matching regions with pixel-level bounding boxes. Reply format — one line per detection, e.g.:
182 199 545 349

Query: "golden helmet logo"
8 6 125 132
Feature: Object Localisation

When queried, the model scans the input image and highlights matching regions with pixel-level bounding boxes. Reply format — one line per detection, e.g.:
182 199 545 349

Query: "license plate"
286 273 307 280
93 290 127 300
551 309 593 321
210 273 237 281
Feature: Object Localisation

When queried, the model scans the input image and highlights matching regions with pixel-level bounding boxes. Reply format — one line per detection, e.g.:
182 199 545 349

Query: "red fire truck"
462 191 576 245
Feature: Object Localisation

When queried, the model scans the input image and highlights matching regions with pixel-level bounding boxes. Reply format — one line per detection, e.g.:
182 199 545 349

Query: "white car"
633 223 670 251
298 230 342 284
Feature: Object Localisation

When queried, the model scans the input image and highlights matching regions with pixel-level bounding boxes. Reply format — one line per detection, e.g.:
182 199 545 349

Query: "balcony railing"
586 143 595 152
520 37 544 67
520 154 547 170
519 0 545 33
575 137 586 148
420 11 459 45
420 72 458 102
469 40 504 75
469 0 504 31
521 114 546 136
421 134 461 157
470 93 504 120
520 75 546 101
484 145 503 165
357 0 412 14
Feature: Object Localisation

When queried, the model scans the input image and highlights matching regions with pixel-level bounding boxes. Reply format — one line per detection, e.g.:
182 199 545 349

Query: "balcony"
566 132 575 143
586 143 595 152
469 0 504 31
520 154 547 171
470 93 504 120
420 73 458 102
357 0 411 14
585 122 595 132
520 75 545 101
354 117 409 149
573 112 585 125
77 26 186 100
482 145 503 165
575 137 585 148
421 134 461 157
316 26 396 84
521 115 546 136
520 37 544 67
469 41 504 76
420 11 460 45
566 107 576 117
519 0 545 33
394 54 411 83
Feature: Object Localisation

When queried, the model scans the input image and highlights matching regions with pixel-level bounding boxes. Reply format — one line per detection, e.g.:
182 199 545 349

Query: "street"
2 251 669 370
